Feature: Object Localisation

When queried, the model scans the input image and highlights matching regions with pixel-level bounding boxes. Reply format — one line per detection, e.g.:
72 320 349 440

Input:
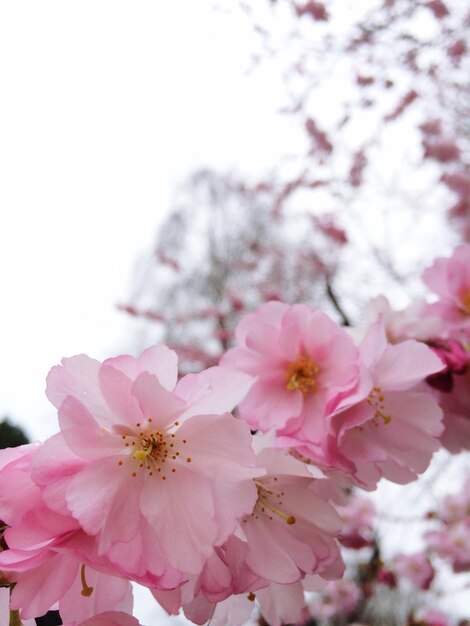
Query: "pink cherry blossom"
221 301 360 434
415 608 450 626
255 581 306 626
309 579 361 619
336 492 376 549
363 295 442 343
235 448 344 585
422 244 470 332
41 346 261 579
281 320 444 488
151 535 267 622
435 476 470 524
425 520 470 572
392 552 435 590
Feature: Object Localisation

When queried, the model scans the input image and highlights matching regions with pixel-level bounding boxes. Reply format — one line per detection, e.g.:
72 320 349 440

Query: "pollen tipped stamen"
258 496 296 525
80 564 94 597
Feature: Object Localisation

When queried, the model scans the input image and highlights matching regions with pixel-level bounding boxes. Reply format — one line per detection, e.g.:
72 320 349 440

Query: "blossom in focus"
435 476 470 524
221 302 360 434
236 447 344 585
282 320 444 488
41 346 261 579
414 608 451 626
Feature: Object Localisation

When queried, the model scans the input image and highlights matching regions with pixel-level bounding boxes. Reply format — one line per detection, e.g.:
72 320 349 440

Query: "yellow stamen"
285 356 320 395
133 449 150 461
80 565 94 597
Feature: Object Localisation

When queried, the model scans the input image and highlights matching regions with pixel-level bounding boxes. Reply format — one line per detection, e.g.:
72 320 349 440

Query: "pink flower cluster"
0 245 469 625
222 302 444 489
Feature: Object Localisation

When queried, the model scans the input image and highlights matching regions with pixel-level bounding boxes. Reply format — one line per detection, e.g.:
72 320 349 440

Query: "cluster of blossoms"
0 246 469 625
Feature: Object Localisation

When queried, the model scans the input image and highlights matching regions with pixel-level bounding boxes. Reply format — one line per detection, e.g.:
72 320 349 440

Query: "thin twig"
325 275 351 326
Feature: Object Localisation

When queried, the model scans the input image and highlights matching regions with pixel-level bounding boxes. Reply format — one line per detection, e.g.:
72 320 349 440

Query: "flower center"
118 420 191 480
285 356 320 394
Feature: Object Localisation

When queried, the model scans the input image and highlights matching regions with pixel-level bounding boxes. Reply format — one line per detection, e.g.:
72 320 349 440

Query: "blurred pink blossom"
392 553 435 590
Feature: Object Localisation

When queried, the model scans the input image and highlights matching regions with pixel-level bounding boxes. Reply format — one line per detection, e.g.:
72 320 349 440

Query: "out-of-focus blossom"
309 579 362 619
425 520 470 572
392 553 435 590
435 477 470 524
337 493 376 549
414 608 451 626
375 567 396 588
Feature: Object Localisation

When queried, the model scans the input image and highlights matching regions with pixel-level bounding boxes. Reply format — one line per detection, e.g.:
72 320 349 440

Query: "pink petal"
243 519 306 583
99 365 145 428
131 373 186 429
375 340 445 390
60 568 133 624
10 553 78 619
46 355 114 426
66 458 142 539
140 464 217 574
239 381 303 430
104 344 178 391
58 396 122 460
176 366 255 420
